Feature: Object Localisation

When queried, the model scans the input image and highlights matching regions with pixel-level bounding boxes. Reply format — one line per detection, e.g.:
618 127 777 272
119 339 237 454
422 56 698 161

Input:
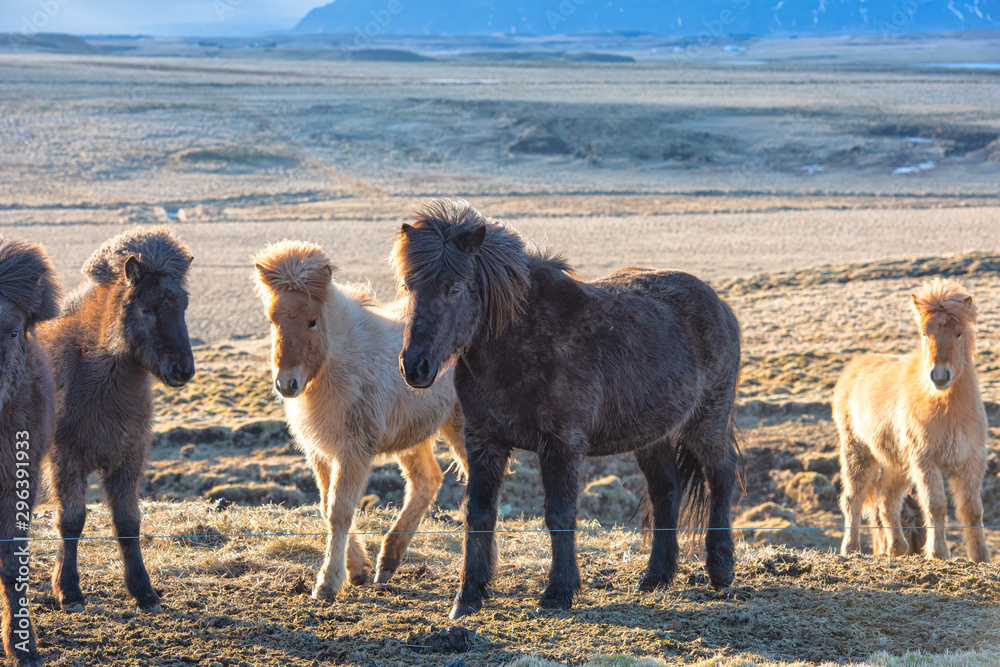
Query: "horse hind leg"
874 468 911 557
309 453 332 522
439 406 468 480
838 431 878 555
633 439 681 591
676 409 739 590
949 456 991 563
103 459 160 611
374 439 443 584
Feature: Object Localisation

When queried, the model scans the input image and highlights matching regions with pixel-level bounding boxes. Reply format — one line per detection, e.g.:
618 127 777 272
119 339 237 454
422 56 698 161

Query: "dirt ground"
3 34 1000 666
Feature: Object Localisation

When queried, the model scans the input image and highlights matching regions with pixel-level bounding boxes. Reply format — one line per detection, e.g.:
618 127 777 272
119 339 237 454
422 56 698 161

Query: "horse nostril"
274 378 283 392
416 356 429 378
931 369 951 388
289 377 299 392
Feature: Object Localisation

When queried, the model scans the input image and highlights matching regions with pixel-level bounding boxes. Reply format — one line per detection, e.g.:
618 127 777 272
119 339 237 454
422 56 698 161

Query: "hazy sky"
3 0 326 36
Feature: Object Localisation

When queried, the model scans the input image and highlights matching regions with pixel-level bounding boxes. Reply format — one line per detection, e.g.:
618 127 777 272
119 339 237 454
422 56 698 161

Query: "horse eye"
309 320 318 329
8 331 17 339
449 285 463 296
141 307 153 316
957 332 962 339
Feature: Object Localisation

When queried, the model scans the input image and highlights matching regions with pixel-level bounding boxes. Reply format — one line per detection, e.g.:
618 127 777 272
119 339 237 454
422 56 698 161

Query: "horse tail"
639 419 742 547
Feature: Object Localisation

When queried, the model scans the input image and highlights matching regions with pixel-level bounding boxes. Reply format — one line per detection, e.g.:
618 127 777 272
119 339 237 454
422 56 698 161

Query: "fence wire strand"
2 523 999 544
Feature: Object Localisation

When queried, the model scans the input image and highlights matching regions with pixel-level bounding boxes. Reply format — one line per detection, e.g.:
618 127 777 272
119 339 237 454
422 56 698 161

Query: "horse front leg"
313 455 371 601
49 459 88 613
450 434 510 619
375 439 442 583
0 492 41 666
912 463 951 560
538 435 583 610
949 456 991 563
103 460 160 611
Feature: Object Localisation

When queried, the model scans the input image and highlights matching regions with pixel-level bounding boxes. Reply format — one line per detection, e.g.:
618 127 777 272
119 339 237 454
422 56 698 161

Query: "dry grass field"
2 33 1000 666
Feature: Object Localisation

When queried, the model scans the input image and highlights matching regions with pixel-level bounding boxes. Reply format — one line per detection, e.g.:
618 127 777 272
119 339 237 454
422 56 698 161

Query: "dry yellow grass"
21 500 1000 666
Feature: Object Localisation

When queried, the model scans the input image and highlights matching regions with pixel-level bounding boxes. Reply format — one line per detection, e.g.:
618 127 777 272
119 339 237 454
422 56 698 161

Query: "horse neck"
321 283 388 368
0 338 30 410
465 256 554 360
67 282 147 381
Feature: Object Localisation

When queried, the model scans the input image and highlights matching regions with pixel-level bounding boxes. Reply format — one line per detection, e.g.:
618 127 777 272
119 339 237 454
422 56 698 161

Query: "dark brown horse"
393 200 742 618
0 237 61 666
38 227 195 613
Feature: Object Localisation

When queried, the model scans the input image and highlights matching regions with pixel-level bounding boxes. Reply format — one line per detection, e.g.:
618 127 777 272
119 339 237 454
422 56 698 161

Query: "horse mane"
253 240 335 303
391 199 573 334
911 278 978 328
0 236 61 324
65 227 192 314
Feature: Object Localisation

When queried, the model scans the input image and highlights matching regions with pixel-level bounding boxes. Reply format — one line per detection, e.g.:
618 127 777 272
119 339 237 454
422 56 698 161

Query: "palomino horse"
253 240 467 600
393 199 741 618
39 227 196 612
0 237 60 666
836 278 991 562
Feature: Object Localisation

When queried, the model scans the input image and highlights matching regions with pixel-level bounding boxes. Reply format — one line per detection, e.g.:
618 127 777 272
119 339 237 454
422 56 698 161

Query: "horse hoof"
449 601 480 619
14 652 43 667
311 586 339 601
61 602 86 614
351 569 371 586
373 570 394 584
709 569 735 590
538 593 573 611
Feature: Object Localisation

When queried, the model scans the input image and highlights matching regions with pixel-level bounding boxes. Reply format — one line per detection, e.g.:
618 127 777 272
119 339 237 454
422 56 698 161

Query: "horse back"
591 267 741 372
460 263 739 454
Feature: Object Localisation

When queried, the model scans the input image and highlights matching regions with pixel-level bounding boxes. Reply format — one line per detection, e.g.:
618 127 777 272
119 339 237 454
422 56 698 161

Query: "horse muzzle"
274 370 305 398
160 359 195 388
399 350 439 389
930 366 952 391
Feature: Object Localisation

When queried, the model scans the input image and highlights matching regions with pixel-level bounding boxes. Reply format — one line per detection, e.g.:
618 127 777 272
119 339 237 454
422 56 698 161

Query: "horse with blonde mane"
253 240 467 600
835 278 991 562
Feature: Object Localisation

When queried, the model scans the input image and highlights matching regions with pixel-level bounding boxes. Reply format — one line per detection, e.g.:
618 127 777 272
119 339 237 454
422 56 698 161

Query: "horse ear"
28 273 60 324
322 263 333 278
455 226 487 254
400 223 414 235
963 295 973 305
910 293 920 309
124 254 143 284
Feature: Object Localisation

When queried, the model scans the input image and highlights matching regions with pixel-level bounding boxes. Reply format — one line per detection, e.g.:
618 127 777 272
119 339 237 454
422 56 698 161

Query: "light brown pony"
253 240 467 600
835 278 990 562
